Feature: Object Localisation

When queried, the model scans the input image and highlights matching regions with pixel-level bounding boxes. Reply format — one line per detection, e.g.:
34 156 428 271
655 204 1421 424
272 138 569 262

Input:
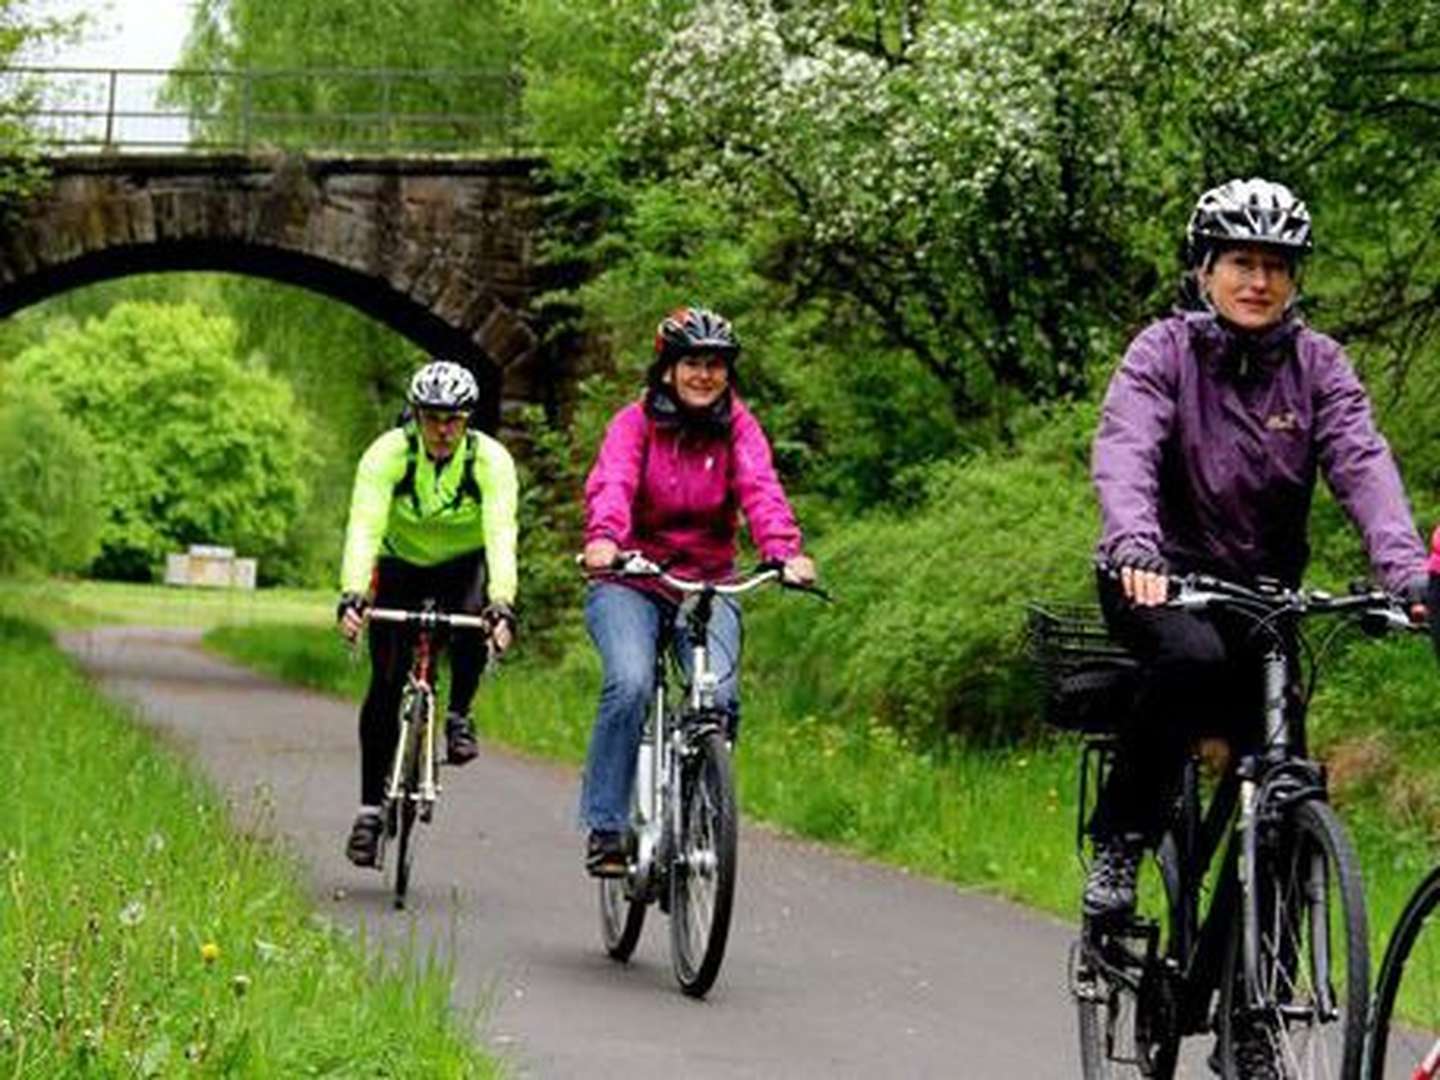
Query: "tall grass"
0 615 496 1077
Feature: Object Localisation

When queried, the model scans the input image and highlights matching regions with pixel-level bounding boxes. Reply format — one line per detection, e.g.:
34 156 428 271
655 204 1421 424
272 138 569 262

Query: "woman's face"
667 353 730 410
1200 244 1296 331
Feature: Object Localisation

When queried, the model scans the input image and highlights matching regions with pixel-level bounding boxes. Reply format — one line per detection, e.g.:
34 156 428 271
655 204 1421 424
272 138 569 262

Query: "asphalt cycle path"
59 624 1219 1078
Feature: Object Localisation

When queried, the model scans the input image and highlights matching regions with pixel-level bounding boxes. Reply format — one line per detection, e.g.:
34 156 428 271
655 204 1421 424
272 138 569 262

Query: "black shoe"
1209 1022 1279 1079
585 830 629 878
1082 833 1143 919
445 712 479 766
345 812 383 868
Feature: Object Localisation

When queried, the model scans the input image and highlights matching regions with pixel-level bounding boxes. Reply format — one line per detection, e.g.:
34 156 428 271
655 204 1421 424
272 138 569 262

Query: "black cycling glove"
1110 543 1169 577
336 591 368 623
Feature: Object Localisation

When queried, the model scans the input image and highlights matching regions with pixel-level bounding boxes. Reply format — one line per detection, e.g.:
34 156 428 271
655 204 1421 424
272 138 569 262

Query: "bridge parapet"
1 66 523 155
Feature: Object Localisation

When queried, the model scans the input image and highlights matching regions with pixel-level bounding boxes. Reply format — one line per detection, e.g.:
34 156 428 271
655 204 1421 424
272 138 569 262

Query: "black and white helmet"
407 360 478 412
1186 178 1313 266
653 306 741 365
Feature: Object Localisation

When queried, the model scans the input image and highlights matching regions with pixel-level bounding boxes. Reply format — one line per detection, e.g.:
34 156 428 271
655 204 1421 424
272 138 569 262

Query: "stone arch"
0 154 554 432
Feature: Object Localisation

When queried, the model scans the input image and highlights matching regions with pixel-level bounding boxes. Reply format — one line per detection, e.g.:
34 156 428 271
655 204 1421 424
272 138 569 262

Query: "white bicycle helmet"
1186 178 1313 266
408 360 479 412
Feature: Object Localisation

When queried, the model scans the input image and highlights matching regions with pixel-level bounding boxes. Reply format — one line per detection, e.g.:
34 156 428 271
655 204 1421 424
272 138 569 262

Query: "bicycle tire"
1216 798 1368 1080
1074 858 1183 1078
390 692 429 910
599 875 647 961
669 730 737 998
1366 864 1440 1080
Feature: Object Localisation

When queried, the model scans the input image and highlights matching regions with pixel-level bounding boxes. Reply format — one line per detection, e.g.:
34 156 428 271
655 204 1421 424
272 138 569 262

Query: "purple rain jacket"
1092 310 1426 593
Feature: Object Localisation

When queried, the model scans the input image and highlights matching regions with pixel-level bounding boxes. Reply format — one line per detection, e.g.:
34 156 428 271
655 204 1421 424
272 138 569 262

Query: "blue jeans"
580 582 741 832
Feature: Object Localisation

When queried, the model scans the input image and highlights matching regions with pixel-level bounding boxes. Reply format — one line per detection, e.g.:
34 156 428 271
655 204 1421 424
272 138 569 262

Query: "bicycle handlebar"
579 550 831 601
367 607 494 631
1164 573 1420 634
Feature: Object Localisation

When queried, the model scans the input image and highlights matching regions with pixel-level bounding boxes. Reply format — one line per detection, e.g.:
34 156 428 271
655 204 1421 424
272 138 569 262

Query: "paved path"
59 625 1218 1077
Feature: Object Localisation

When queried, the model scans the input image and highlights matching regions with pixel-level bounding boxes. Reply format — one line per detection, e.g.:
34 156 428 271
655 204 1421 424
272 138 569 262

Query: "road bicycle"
588 552 825 997
366 602 493 910
1366 855 1440 1078
1028 574 1415 1079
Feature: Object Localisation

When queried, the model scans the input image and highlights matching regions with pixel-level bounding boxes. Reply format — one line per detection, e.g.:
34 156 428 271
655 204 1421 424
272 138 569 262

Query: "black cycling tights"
1089 571 1297 843
359 550 488 805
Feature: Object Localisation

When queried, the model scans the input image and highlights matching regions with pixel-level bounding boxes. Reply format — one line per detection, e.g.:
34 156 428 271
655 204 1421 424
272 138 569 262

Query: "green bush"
744 400 1100 745
8 302 311 581
0 386 103 576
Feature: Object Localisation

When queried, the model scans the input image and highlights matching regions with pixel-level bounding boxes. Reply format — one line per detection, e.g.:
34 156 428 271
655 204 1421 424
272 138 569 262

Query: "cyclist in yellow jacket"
335 359 518 867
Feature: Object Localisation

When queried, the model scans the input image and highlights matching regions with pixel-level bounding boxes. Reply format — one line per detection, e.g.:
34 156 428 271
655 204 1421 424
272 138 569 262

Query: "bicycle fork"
386 682 441 818
1236 647 1336 1023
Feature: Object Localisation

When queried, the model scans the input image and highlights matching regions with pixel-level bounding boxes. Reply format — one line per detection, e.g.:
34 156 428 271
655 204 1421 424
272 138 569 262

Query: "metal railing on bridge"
0 66 524 154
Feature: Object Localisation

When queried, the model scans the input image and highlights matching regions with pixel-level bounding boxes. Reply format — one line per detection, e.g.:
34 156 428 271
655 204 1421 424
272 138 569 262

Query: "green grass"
0 577 332 631
0 613 498 1077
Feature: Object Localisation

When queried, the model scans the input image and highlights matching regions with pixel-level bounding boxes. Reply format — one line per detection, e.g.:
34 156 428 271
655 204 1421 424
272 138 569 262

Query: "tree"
8 302 312 581
169 0 520 152
0 1 91 208
0 384 102 576
623 0 1440 423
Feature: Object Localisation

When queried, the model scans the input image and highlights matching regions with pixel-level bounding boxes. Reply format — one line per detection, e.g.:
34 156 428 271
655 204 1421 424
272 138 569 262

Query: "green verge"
0 614 497 1077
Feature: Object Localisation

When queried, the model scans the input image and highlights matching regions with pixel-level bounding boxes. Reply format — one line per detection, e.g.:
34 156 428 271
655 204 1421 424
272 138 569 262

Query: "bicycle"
1027 574 1415 1079
365 602 493 910
586 551 825 997
1365 846 1440 1078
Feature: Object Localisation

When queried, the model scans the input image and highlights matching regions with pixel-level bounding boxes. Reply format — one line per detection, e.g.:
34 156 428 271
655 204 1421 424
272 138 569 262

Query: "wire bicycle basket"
1024 602 1140 733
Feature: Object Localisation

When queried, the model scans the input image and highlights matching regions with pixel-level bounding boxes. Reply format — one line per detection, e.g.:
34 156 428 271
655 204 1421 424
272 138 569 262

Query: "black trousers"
359 550 488 805
1089 571 1295 842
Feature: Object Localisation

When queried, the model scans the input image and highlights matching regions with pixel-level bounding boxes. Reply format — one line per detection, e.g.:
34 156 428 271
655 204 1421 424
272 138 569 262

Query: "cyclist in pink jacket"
578 306 816 875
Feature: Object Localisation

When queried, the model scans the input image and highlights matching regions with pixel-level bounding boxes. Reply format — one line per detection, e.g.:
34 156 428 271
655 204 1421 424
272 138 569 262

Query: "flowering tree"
624 0 1440 420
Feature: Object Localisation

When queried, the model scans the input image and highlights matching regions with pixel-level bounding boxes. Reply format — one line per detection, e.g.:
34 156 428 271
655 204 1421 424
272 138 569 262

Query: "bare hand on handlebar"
581 539 818 590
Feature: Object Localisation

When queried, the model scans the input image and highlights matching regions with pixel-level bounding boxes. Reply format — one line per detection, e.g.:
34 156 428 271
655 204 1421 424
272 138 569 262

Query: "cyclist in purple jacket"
1086 178 1428 923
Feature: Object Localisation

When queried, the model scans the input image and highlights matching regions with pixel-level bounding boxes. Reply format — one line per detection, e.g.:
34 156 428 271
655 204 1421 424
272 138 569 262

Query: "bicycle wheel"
669 730 737 998
1074 850 1183 1079
1367 865 1440 1080
599 874 647 962
390 694 429 910
1216 799 1368 1080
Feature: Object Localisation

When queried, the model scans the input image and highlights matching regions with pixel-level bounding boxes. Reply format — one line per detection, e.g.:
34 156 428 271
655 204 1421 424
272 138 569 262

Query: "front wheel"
1366 864 1440 1080
669 731 737 998
389 693 430 910
1216 799 1368 1080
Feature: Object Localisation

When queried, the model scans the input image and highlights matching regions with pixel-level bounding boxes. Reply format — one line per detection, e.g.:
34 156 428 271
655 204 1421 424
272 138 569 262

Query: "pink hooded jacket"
584 396 803 582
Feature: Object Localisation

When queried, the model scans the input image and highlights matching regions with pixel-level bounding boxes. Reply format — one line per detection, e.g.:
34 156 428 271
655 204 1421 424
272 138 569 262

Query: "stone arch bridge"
0 152 569 431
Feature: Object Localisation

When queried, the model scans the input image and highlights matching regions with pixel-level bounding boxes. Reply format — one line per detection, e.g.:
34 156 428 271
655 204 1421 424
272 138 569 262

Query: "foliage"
171 0 520 151
0 1 90 208
622 0 1440 424
0 385 102 576
8 302 311 581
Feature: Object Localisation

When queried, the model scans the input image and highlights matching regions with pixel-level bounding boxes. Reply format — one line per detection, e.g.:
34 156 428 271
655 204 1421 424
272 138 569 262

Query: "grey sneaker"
1082 833 1143 919
445 711 479 766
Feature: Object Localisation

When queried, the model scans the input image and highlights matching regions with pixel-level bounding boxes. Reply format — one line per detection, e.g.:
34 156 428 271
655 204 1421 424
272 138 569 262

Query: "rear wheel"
669 730 737 998
1075 836 1183 1079
1367 865 1440 1080
1216 799 1368 1080
599 875 647 961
